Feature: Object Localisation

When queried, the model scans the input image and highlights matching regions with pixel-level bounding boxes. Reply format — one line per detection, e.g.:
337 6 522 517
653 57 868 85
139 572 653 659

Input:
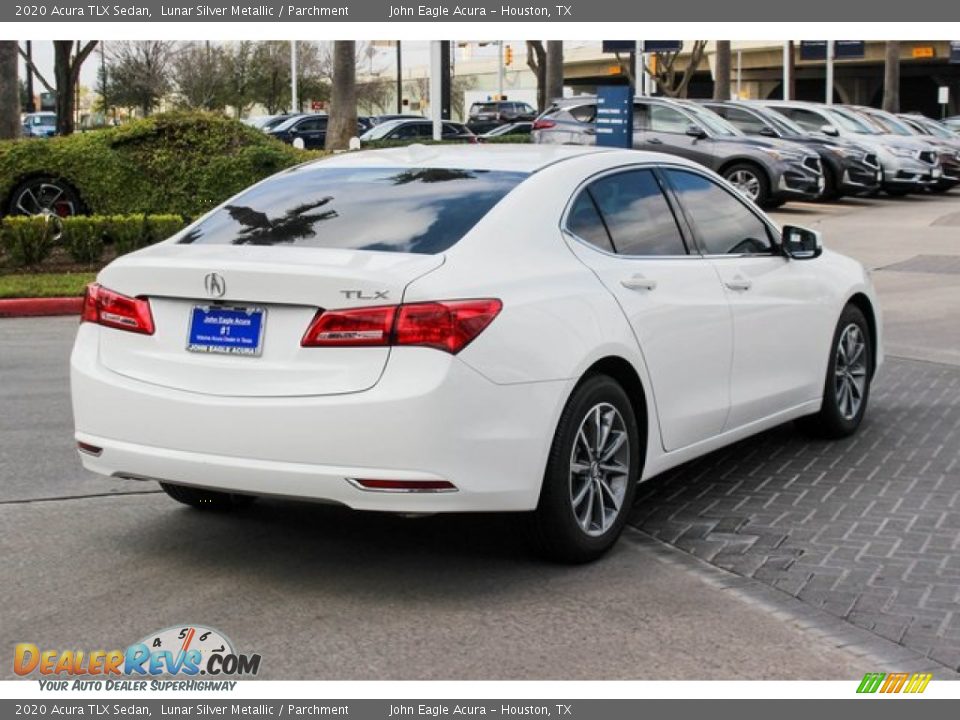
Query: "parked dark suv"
701 100 882 199
467 101 537 134
534 96 824 208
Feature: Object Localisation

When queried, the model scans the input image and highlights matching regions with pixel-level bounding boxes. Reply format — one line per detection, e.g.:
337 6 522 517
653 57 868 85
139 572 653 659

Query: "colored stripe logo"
857 672 932 694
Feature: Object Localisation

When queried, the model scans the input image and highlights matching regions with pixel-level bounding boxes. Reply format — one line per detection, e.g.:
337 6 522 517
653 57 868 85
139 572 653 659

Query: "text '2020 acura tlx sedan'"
71 145 882 562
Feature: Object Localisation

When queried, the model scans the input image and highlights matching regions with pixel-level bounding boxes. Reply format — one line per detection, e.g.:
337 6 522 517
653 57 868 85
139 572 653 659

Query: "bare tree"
173 41 226 111
0 42 20 139
545 41 564 107
644 41 708 98
882 41 900 112
526 41 547 112
713 41 731 100
33 41 98 135
356 77 393 115
106 41 174 117
325 41 357 151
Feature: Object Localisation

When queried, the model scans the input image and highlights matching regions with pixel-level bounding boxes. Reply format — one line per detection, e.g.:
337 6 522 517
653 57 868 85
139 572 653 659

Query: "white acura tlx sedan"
71 145 881 562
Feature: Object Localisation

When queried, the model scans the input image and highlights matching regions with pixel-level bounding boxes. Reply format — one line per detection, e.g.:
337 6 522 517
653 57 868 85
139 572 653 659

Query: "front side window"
568 169 687 256
179 167 528 255
716 106 769 136
649 105 692 134
665 170 773 255
780 108 828 133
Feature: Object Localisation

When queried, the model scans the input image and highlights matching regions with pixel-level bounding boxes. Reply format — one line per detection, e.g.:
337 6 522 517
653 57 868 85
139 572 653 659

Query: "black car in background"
467 100 537 133
534 95 824 208
701 100 881 199
267 114 368 149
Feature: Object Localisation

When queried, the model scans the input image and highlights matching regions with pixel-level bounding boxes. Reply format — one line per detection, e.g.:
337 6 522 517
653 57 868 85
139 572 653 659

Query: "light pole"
783 41 791 100
290 40 298 113
825 40 835 105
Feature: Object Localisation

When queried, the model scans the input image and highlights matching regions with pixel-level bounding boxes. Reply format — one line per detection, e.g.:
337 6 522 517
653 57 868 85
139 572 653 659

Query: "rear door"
293 117 327 148
562 166 733 451
662 167 832 428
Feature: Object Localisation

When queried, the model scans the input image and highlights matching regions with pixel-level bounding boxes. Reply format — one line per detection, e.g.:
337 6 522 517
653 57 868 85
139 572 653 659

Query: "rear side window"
664 169 773 255
569 104 597 123
568 169 687 256
179 167 528 254
567 193 614 253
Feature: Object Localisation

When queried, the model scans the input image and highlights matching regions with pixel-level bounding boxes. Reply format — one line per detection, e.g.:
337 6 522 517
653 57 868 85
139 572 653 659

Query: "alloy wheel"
728 170 761 201
14 181 77 217
834 323 868 420
569 403 630 537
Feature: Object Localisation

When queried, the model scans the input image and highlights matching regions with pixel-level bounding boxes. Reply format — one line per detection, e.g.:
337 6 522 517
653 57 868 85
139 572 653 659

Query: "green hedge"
1 214 188 268
0 112 321 218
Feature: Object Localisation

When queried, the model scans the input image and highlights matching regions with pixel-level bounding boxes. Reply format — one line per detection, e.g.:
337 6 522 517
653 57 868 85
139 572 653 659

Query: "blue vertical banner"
596 86 634 148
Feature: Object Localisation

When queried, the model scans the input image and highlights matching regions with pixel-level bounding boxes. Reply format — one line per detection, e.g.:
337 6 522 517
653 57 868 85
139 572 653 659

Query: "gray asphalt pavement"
2 190 960 680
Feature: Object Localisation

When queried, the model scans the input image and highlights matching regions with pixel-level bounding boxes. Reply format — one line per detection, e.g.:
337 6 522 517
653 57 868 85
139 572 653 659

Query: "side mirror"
782 225 822 260
758 126 777 138
686 124 707 139
820 124 839 137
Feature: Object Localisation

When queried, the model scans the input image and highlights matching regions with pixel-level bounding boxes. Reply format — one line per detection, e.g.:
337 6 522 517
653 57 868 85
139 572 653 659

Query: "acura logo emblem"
204 273 226 298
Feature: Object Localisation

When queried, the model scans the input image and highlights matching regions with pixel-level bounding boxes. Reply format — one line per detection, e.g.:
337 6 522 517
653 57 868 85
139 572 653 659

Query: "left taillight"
81 283 155 335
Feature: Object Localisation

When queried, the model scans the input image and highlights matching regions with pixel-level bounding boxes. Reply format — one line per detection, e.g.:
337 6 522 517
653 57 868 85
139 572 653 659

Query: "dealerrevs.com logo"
14 625 261 687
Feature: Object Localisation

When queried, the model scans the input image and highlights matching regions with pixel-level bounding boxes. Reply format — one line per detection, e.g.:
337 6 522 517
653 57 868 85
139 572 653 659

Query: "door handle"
724 277 753 292
621 275 658 291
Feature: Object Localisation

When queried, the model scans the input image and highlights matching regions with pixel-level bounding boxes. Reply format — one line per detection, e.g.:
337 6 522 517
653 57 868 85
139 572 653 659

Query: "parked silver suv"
533 96 823 208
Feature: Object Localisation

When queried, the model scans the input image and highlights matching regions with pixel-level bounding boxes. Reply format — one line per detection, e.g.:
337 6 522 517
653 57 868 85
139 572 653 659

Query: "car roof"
300 144 691 174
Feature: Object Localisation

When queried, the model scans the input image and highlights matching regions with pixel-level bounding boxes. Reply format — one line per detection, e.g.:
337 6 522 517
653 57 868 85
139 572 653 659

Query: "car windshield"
827 108 878 134
29 115 55 126
911 118 953 139
272 115 317 132
178 167 529 254
868 112 915 136
683 104 741 137
758 109 806 137
360 120 409 140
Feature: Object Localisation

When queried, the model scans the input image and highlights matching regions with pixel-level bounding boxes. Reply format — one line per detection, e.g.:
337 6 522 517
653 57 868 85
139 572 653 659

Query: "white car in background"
71 145 881 562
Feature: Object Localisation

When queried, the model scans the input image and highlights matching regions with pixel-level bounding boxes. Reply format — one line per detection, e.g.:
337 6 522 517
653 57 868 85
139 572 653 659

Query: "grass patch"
0 272 96 299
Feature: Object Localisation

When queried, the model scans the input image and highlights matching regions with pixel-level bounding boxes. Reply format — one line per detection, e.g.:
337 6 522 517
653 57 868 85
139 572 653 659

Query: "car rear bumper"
71 325 568 513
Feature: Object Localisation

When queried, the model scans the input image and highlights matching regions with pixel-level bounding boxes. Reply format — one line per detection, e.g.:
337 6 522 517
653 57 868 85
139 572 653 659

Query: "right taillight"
532 118 556 130
81 283 155 335
301 299 501 354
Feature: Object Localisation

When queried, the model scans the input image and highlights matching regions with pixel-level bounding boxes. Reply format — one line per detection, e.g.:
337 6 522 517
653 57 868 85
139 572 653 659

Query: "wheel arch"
846 292 878 378
581 355 650 472
717 156 769 180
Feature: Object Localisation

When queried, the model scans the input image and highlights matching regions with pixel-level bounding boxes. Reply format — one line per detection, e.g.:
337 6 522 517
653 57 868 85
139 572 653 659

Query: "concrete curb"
0 297 83 318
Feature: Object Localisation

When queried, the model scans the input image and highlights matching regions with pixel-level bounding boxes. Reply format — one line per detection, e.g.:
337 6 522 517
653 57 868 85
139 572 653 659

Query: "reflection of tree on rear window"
179 167 528 254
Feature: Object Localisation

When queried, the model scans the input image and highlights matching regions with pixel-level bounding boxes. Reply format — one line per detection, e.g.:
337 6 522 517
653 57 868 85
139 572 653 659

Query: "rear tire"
797 304 872 439
533 375 642 564
160 482 257 510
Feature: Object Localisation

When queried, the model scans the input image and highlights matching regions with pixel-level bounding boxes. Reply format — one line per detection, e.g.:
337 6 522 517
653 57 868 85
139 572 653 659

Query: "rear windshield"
471 103 497 113
179 167 528 254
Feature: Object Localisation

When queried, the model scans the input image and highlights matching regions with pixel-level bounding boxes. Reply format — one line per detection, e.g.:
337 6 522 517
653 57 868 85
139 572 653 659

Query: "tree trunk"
545 41 564 107
713 41 731 100
0 42 20 139
325 41 356 151
53 40 97 136
526 41 547 112
882 41 900 113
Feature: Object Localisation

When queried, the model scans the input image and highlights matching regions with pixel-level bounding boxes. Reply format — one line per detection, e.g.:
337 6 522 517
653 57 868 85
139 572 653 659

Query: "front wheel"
797 304 873 438
533 375 642 563
723 163 773 208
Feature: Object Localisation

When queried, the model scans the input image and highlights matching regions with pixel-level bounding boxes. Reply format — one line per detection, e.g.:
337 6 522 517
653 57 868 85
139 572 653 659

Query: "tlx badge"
341 290 389 300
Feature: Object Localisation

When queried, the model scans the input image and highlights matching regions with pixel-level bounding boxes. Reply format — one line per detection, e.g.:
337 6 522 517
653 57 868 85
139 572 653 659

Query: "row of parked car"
533 97 960 208
244 102 536 149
